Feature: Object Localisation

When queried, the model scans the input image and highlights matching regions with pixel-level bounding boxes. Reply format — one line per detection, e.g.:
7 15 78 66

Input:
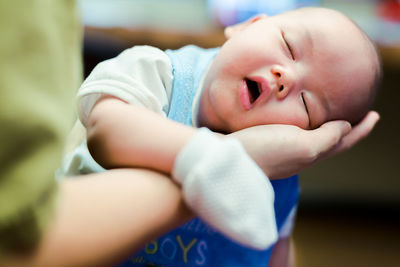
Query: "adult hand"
230 111 380 179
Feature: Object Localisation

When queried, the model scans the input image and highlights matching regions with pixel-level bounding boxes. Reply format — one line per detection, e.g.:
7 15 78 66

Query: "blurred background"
78 0 400 266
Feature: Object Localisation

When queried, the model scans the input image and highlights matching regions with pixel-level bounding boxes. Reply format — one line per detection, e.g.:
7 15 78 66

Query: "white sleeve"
77 45 173 126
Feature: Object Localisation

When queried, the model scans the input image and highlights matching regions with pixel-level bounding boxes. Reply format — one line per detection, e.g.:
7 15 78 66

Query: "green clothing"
0 0 82 255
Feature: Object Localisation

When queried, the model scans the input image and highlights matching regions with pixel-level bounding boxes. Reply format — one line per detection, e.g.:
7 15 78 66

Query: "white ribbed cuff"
172 127 220 184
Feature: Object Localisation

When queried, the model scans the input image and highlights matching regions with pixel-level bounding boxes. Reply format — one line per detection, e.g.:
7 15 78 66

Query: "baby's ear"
224 14 268 39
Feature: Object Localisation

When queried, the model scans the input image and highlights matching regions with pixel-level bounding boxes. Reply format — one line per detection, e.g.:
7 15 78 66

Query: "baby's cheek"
281 111 309 129
261 105 309 129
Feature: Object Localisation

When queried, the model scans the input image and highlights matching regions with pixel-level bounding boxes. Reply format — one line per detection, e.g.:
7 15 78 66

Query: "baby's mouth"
246 78 262 104
239 78 263 111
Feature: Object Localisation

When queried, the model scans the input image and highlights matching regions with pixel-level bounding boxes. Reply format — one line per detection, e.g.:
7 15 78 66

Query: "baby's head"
197 7 381 133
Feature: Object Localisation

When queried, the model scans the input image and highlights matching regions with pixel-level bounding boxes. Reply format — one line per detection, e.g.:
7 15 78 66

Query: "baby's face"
198 8 377 133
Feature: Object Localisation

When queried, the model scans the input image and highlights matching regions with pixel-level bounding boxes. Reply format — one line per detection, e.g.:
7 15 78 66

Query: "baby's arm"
86 96 196 174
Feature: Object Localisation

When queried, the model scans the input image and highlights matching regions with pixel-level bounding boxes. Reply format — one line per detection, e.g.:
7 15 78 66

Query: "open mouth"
239 78 266 111
245 78 262 104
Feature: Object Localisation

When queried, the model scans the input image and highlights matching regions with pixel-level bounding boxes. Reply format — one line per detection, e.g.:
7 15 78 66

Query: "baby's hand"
173 128 278 250
230 111 380 179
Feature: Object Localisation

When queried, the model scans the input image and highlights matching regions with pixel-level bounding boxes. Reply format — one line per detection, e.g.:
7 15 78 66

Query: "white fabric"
77 45 174 126
173 128 278 250
77 45 208 128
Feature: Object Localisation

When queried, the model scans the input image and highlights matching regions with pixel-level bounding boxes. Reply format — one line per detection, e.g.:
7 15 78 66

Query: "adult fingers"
328 111 380 156
307 120 352 159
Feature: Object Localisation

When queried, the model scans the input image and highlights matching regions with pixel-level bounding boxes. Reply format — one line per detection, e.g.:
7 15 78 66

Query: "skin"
198 8 378 133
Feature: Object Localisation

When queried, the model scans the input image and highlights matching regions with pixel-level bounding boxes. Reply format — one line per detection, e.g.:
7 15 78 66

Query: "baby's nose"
270 65 292 99
276 83 290 99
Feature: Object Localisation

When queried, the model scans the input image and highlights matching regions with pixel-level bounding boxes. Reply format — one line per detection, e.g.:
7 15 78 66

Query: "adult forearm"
86 98 196 174
2 169 193 267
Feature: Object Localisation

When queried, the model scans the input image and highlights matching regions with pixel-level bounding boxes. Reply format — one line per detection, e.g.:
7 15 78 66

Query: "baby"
200 9 379 133
60 7 380 267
